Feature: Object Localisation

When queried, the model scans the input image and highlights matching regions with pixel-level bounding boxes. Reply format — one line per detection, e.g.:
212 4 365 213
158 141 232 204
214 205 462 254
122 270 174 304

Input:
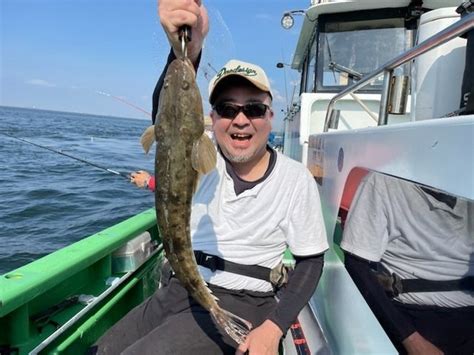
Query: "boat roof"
291 0 463 69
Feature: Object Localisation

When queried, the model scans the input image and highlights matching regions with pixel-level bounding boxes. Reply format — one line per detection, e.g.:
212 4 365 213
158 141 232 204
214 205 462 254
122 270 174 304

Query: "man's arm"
268 254 324 332
151 50 177 123
237 168 328 353
236 254 324 355
152 0 207 123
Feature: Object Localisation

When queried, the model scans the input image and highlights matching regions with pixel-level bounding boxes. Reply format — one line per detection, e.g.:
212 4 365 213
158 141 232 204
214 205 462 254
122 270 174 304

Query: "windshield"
316 16 412 92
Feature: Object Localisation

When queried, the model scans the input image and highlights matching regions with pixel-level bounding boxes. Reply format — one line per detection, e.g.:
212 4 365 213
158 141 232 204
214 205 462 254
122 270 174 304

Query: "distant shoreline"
0 105 149 122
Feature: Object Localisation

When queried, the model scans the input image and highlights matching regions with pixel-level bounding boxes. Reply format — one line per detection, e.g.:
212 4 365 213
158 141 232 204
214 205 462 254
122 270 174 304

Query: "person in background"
341 172 474 354
130 170 155 190
95 0 329 354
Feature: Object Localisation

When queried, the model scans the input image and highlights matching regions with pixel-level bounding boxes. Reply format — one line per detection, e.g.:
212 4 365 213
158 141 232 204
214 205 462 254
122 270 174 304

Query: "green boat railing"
0 208 162 354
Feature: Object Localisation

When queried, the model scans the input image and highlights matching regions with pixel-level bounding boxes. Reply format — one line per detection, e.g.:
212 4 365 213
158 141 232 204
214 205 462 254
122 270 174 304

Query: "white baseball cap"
208 59 273 105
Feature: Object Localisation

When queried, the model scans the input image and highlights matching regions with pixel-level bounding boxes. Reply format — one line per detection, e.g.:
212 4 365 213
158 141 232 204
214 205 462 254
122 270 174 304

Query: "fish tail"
210 307 253 345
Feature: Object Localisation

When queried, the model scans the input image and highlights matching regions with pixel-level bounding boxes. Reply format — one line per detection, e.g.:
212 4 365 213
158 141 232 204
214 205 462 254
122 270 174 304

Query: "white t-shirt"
191 151 328 292
341 172 474 307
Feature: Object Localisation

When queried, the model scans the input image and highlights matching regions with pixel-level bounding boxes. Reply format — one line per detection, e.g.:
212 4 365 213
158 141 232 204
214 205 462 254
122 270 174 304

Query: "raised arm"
158 0 208 64
152 0 208 123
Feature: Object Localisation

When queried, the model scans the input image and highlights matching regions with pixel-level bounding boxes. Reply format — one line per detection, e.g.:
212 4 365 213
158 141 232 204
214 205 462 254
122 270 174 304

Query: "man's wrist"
264 317 285 336
268 319 284 337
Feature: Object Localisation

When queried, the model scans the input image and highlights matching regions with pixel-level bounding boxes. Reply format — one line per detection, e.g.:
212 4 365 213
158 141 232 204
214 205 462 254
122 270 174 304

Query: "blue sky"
1 0 309 131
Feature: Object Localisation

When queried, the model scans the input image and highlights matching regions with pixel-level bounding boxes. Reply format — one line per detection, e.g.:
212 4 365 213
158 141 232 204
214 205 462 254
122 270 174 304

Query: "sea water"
0 106 155 274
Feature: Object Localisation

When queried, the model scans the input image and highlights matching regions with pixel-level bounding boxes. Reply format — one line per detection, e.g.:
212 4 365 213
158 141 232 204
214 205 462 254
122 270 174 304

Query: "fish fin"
192 173 201 195
204 283 220 301
210 308 252 345
192 133 217 175
140 125 155 154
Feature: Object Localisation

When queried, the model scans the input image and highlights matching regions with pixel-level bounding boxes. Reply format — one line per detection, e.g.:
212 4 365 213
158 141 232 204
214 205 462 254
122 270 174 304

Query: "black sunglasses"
213 102 270 119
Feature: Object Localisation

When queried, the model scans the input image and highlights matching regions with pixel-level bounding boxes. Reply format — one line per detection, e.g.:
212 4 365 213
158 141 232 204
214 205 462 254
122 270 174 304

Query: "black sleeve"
151 50 176 124
151 50 203 124
344 252 416 342
266 254 324 333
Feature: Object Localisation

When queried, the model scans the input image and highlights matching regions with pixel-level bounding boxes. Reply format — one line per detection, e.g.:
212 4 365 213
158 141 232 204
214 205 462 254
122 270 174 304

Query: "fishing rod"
1 132 130 180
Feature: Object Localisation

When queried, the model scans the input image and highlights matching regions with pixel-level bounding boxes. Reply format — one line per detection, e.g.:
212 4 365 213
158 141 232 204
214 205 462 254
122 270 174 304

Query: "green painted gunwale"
0 208 162 354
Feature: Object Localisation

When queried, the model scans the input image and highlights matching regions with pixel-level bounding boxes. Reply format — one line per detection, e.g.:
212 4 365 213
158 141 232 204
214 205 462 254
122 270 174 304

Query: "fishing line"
96 91 151 118
1 131 130 180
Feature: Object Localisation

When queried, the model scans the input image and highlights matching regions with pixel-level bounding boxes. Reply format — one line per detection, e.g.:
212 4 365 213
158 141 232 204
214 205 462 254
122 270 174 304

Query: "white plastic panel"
412 8 466 120
309 115 474 241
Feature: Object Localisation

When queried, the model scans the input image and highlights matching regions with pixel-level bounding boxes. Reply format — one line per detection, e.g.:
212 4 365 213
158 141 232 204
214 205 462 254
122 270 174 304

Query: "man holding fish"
95 0 328 354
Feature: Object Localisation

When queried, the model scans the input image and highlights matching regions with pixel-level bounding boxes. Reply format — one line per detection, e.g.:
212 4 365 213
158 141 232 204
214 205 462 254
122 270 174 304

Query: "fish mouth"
230 133 253 141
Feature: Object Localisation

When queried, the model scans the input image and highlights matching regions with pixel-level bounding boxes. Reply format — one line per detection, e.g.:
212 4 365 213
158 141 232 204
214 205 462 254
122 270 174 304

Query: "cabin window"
315 9 414 93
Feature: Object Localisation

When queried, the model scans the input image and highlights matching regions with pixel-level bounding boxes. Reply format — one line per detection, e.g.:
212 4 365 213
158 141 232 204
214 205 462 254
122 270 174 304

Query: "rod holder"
388 75 410 115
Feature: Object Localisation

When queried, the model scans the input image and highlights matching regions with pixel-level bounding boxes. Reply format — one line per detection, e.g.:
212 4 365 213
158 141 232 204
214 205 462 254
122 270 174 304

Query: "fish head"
156 58 205 141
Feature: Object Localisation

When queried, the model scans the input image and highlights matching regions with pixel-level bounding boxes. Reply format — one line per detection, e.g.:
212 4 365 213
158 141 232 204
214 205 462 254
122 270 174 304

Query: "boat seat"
338 167 368 229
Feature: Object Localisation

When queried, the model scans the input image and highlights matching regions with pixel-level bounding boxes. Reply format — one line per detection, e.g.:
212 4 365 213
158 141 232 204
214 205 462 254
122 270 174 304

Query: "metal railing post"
378 70 392 126
324 102 335 132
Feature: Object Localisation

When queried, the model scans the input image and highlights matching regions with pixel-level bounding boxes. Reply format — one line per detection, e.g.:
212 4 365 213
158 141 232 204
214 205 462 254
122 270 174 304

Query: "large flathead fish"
141 57 252 345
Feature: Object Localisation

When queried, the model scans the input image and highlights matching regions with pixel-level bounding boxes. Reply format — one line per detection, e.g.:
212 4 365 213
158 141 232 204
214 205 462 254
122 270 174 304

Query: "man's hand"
158 0 209 63
402 331 444 355
130 170 151 189
235 320 283 355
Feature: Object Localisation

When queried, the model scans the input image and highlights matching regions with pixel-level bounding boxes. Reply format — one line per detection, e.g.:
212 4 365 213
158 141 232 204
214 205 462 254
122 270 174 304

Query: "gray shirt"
341 172 474 307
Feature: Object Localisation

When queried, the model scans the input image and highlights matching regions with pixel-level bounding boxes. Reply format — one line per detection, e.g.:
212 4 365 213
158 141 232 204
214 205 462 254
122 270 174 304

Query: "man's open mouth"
231 133 252 141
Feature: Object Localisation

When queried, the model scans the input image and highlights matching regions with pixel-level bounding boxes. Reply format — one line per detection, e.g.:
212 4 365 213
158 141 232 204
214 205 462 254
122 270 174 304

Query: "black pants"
392 301 474 355
93 277 276 354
